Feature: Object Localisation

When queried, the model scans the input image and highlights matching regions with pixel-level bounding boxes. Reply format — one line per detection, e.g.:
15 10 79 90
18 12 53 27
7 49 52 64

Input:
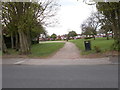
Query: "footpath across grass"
70 37 114 55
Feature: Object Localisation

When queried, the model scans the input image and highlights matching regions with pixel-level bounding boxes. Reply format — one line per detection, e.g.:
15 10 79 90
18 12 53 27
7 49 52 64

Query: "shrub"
94 46 101 53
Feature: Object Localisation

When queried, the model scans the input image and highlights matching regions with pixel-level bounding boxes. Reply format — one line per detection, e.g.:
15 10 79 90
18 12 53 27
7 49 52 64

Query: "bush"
112 40 120 51
32 41 39 44
94 46 101 53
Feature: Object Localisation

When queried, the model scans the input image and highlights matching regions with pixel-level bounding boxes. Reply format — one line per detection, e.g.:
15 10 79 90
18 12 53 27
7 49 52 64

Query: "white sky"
46 0 97 35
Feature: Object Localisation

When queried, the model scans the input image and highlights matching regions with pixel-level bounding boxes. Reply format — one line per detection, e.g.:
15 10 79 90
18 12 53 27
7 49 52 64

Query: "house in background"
39 34 84 41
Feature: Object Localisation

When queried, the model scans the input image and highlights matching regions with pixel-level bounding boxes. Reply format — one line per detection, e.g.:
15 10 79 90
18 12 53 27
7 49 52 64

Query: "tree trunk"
111 15 119 51
2 36 8 53
111 31 114 38
27 30 32 53
105 32 109 40
92 35 95 40
111 10 118 40
11 33 14 49
18 30 30 55
116 7 120 51
15 32 19 51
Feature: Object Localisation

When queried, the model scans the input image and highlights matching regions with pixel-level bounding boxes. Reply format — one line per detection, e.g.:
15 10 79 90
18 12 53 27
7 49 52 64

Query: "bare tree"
81 12 101 40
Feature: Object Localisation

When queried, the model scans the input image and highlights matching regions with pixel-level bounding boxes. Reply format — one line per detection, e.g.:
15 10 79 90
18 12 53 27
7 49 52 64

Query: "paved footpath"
50 42 81 59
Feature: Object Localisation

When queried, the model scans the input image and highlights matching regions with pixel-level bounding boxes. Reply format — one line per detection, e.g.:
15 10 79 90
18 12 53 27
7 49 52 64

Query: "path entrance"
50 42 81 59
2 41 114 65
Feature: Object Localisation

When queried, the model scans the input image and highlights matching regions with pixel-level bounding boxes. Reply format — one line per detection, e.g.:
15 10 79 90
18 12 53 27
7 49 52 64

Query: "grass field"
29 42 65 57
5 42 65 58
70 37 114 55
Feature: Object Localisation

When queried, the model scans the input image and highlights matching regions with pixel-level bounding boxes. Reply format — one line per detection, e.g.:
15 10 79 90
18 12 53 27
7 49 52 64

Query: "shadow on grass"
3 43 65 58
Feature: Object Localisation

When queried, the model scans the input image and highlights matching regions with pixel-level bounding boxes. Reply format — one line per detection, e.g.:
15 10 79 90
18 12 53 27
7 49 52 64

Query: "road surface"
2 64 118 88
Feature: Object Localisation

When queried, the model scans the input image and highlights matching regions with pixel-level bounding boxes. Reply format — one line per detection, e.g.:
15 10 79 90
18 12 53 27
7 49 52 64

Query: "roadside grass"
70 37 114 55
29 42 65 58
4 42 65 58
7 49 19 55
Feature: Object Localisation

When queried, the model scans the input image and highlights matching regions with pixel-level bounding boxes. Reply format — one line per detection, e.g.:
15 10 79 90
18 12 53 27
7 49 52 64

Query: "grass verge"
70 37 114 55
29 42 65 58
3 42 65 58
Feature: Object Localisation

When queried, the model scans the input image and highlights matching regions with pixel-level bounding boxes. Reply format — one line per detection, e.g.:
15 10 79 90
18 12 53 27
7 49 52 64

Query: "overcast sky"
45 0 97 35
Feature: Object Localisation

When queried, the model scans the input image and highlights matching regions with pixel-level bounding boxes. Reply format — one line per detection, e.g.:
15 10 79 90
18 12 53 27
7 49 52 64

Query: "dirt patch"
2 55 28 59
80 53 105 58
81 51 119 58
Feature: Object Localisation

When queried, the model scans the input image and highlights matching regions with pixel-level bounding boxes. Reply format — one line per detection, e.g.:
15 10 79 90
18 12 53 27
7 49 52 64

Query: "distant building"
75 34 82 39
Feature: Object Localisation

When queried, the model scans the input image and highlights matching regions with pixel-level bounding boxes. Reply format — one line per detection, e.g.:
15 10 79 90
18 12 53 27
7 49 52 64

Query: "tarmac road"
2 64 118 88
